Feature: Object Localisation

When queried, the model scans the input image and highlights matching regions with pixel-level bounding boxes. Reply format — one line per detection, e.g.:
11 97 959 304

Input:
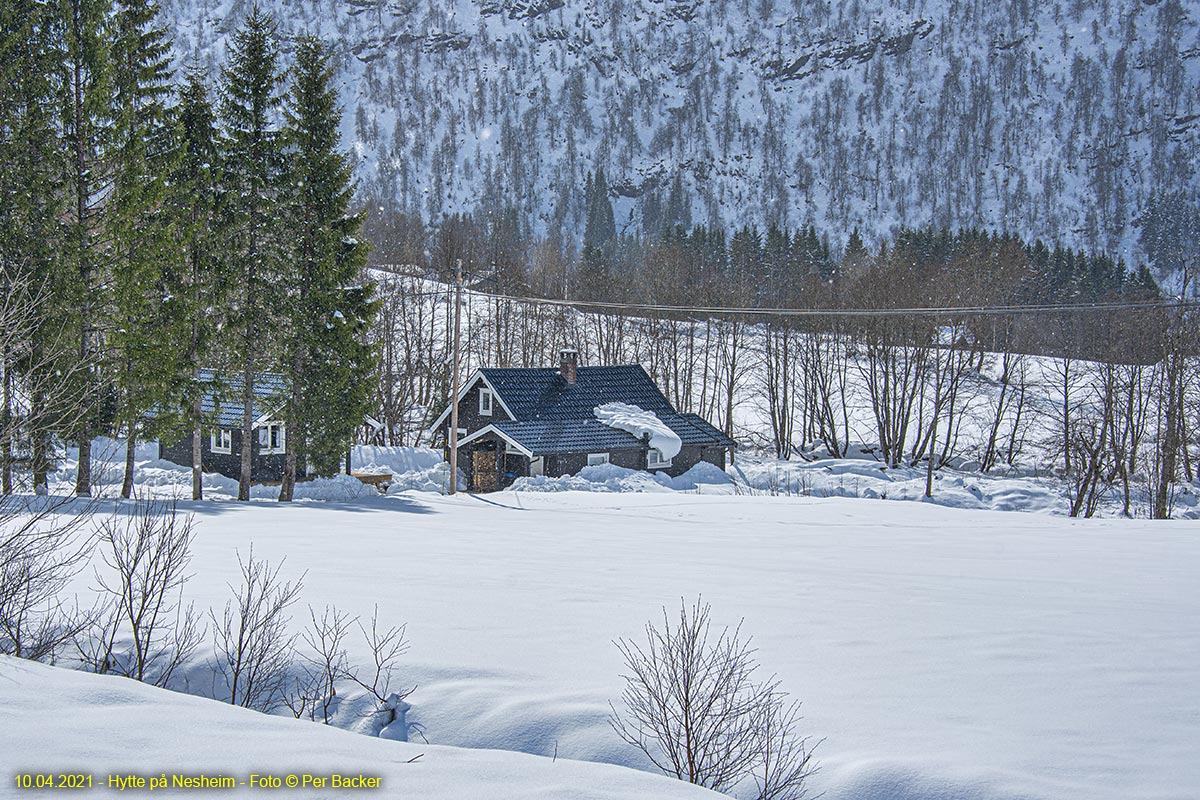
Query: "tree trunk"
71 6 92 499
75 430 91 496
121 435 136 499
279 383 301 503
192 394 203 501
239 360 254 501
32 420 48 496
925 419 936 498
279 441 296 502
1154 354 1180 520
1 347 11 495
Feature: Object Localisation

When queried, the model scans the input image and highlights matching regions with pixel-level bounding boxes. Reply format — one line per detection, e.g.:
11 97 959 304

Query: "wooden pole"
449 259 463 495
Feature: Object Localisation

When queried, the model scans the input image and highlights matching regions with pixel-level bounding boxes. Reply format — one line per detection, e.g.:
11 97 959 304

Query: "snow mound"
387 463 451 494
669 461 734 490
353 445 443 475
281 473 380 502
513 463 675 493
510 462 734 494
0 656 721 800
594 403 681 459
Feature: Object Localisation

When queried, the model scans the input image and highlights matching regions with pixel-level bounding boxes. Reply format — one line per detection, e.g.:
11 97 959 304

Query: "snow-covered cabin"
431 350 735 492
158 369 304 483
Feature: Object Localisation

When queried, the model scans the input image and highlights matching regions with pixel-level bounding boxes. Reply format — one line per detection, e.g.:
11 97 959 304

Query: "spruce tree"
58 0 114 497
583 167 616 252
277 35 375 500
219 6 287 501
0 0 69 494
172 68 222 500
106 0 185 498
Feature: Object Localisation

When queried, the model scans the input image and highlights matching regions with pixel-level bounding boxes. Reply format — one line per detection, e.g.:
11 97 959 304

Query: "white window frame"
210 428 232 455
259 421 286 454
479 388 494 416
586 453 610 466
648 448 672 469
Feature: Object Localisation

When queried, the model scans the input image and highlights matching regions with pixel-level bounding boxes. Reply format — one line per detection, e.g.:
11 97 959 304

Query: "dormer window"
479 387 494 416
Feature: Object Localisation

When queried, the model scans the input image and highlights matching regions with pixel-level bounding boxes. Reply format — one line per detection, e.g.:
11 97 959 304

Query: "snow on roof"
594 402 682 459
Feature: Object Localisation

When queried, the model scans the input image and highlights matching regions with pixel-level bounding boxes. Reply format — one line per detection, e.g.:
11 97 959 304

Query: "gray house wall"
546 447 645 477
159 427 305 483
442 380 512 443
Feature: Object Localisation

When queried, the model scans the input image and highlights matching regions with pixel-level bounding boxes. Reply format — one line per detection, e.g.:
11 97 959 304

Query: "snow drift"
594 402 682 458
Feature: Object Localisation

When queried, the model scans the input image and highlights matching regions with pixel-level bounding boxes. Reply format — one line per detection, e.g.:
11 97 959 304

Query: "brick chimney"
559 349 578 384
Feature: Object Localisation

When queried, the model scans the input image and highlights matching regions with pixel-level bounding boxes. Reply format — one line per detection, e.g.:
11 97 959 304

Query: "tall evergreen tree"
583 166 616 252
0 0 69 494
171 67 222 500
106 0 185 498
58 0 114 496
277 35 375 500
219 6 287 501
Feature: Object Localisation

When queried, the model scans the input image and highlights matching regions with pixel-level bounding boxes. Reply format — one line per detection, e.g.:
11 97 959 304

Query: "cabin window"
587 453 610 466
479 388 494 416
530 456 544 477
648 448 672 469
210 429 232 455
258 422 285 454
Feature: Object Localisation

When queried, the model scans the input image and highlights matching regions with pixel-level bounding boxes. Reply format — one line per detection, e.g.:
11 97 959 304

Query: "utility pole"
448 258 463 495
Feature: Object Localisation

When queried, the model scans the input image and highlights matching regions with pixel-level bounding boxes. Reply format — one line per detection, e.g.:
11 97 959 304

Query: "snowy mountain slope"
163 0 1200 263
0 656 723 799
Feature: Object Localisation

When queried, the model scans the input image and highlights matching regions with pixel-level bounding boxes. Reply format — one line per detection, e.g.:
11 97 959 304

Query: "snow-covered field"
18 490 1196 800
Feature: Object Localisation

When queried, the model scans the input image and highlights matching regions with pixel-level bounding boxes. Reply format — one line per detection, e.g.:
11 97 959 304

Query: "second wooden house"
431 350 735 492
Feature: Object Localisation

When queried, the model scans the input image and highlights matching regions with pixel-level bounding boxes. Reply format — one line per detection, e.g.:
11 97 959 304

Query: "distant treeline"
363 192 1166 363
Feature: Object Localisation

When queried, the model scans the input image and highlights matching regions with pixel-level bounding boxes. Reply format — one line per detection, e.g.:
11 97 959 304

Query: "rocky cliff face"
167 0 1200 263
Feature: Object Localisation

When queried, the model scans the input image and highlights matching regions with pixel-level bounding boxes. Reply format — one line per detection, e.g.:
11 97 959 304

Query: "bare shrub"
348 605 414 726
211 547 304 711
282 603 414 734
81 500 203 685
285 604 355 723
0 495 96 661
610 598 818 799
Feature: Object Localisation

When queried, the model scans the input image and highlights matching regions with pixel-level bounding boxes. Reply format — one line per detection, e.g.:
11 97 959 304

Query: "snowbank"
352 444 443 476
511 462 733 493
594 402 682 459
513 462 674 493
44 438 449 502
1 656 721 800
731 456 1072 515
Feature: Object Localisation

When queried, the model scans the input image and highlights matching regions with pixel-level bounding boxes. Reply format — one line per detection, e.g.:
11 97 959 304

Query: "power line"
497 294 1197 319
369 269 1197 319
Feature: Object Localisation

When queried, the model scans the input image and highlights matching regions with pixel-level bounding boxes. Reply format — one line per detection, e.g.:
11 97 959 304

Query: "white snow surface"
39 492 1200 800
0 656 720 800
593 402 682 459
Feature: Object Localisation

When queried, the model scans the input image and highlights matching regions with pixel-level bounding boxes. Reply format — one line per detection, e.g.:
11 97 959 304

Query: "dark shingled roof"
490 413 735 455
480 365 675 421
671 413 736 447
492 419 643 454
197 369 287 429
